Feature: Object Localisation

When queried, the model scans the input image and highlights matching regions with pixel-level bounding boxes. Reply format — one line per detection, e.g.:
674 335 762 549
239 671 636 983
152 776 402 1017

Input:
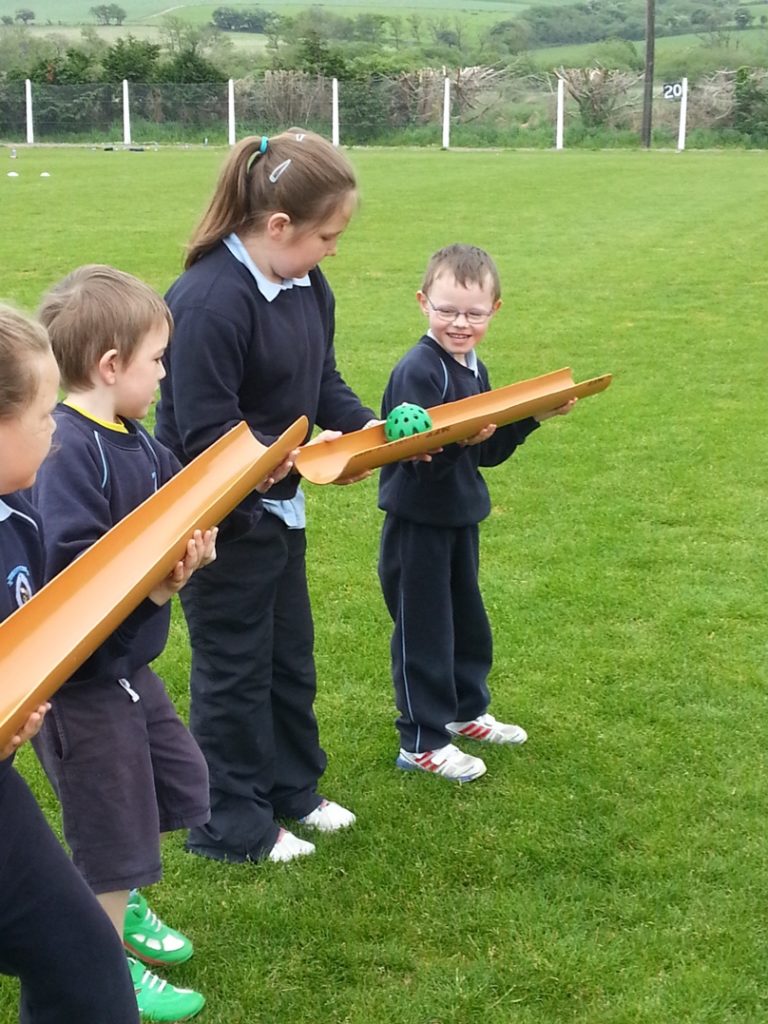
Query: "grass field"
1 146 767 1023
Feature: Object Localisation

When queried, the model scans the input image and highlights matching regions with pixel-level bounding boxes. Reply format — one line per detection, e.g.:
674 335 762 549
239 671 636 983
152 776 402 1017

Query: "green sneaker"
128 957 205 1022
124 891 194 966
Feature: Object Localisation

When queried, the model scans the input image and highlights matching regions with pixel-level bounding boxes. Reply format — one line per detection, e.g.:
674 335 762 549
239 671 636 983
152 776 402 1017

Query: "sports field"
1 145 766 1023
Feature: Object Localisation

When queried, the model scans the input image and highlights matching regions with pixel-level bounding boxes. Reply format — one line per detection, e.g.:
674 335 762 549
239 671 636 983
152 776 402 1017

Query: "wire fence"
0 68 763 148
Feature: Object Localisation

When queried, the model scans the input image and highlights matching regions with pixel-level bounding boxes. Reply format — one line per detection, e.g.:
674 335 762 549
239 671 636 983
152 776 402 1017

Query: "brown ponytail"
185 129 357 268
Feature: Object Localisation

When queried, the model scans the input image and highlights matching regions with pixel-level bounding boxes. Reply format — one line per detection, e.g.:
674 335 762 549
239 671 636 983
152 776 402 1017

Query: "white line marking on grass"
149 5 185 18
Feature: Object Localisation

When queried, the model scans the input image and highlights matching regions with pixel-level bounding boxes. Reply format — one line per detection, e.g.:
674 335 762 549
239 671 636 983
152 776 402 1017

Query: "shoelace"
129 960 169 994
140 907 165 935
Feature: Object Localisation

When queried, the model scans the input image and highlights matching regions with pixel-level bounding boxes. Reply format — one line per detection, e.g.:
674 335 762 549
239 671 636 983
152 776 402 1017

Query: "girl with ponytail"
156 130 377 865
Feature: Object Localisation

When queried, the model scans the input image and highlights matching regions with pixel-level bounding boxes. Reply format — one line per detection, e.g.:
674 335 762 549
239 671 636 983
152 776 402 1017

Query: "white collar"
224 233 310 302
0 497 38 529
427 332 479 377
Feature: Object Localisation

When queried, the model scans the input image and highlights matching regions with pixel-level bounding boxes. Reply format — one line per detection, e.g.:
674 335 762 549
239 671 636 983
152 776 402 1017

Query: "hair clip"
259 135 268 153
293 133 306 142
269 159 291 183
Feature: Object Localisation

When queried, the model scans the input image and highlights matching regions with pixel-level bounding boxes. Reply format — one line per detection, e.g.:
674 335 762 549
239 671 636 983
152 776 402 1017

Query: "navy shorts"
34 665 210 894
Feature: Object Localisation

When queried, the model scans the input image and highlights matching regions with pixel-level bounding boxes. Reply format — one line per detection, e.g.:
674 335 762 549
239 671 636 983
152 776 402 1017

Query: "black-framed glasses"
424 294 494 325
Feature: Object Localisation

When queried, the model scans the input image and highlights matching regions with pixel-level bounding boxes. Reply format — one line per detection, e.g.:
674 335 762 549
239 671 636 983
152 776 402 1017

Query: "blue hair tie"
246 136 269 173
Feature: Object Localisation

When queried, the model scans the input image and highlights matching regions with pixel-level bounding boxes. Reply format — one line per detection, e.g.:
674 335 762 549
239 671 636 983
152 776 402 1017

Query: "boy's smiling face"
417 271 500 364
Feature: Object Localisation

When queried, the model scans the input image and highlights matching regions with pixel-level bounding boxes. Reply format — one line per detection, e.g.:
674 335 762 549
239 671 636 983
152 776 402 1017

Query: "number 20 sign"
663 82 684 100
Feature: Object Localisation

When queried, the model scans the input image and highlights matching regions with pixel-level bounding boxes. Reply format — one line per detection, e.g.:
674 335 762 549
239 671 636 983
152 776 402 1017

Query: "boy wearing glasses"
378 244 574 781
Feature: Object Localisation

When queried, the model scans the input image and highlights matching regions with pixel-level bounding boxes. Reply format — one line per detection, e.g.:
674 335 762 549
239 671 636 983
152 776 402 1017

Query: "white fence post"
227 79 236 145
122 79 131 146
332 78 340 147
677 76 688 152
442 76 451 149
25 78 34 144
555 77 565 150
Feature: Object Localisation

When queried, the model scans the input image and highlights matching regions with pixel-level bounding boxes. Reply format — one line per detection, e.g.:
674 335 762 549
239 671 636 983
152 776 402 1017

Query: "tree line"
212 1 768 54
0 0 765 88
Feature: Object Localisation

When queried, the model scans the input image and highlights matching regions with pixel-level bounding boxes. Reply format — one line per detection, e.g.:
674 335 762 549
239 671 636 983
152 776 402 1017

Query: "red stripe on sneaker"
414 752 438 771
462 723 491 739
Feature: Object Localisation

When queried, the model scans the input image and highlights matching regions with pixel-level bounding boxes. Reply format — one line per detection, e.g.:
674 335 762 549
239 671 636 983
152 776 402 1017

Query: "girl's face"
0 351 59 492
270 191 357 281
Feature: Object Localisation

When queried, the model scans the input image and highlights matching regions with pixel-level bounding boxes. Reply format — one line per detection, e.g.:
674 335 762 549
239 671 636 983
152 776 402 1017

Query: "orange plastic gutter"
295 367 612 485
0 417 307 749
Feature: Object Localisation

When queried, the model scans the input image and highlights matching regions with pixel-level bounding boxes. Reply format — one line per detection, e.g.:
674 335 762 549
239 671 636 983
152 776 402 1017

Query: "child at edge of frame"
377 243 576 783
28 264 293 1023
0 302 140 1024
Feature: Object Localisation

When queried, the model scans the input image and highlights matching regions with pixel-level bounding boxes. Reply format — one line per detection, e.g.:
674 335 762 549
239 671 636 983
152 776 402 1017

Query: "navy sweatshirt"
30 405 180 686
156 244 376 501
0 492 45 781
378 335 540 528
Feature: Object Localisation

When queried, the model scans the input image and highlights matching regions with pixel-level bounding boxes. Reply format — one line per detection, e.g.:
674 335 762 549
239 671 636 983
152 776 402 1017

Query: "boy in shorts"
30 265 222 1022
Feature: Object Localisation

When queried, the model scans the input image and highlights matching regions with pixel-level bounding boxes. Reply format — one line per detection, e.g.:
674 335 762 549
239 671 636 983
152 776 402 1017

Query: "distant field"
0 0 543 24
0 0 171 20
4 1 766 81
532 26 768 71
177 0 536 17
2 0 581 60
24 22 271 50
173 2 540 32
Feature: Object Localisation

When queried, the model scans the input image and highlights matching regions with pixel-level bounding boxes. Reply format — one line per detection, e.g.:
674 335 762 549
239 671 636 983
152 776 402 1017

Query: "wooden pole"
641 0 655 147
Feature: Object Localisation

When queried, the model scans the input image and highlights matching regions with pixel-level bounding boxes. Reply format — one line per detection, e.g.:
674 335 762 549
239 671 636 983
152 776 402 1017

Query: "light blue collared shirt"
426 330 479 378
224 232 310 529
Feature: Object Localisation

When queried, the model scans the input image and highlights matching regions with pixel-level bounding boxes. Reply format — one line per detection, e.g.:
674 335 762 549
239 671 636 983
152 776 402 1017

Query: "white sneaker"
447 712 528 746
298 799 356 832
267 828 316 863
396 743 486 782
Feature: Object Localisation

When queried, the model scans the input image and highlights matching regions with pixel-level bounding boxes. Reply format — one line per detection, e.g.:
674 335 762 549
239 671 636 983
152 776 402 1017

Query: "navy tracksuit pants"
0 767 138 1024
378 515 492 753
181 512 326 863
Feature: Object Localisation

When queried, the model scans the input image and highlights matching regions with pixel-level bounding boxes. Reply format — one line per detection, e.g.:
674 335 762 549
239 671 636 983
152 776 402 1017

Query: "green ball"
384 402 433 442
